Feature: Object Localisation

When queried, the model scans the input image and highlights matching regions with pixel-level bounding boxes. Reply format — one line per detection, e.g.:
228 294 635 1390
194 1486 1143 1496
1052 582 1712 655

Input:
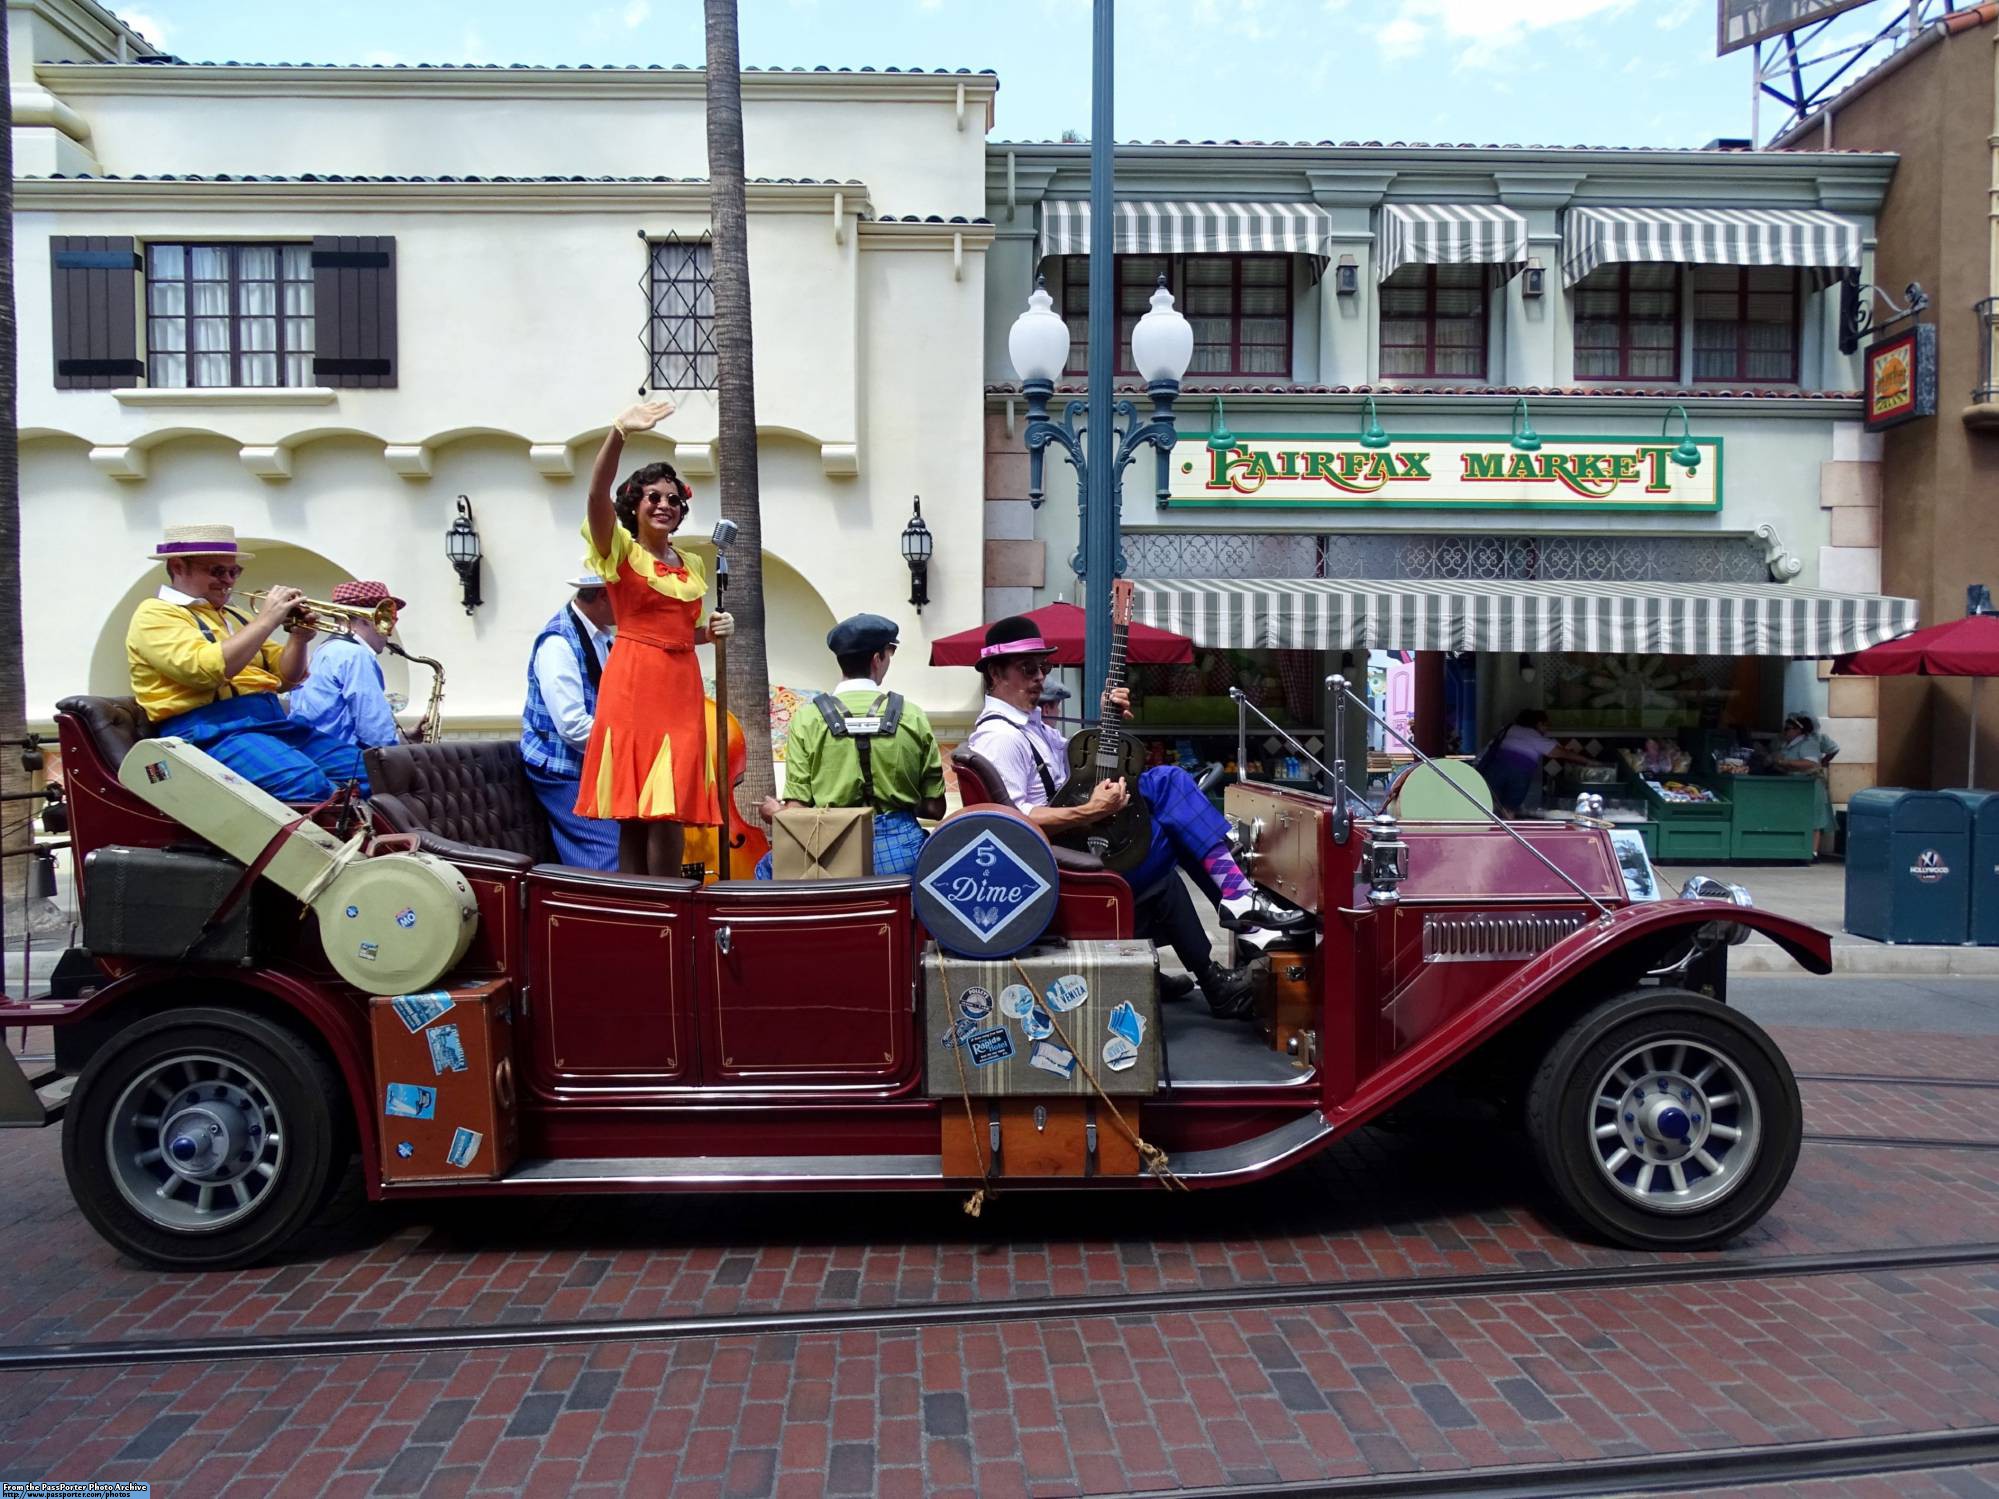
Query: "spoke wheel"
1526 989 1800 1251
63 1007 344 1269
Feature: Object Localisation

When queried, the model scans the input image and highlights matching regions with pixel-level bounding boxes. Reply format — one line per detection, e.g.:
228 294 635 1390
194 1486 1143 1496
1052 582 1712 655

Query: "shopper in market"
1775 712 1841 857
1480 709 1601 818
964 616 1304 1021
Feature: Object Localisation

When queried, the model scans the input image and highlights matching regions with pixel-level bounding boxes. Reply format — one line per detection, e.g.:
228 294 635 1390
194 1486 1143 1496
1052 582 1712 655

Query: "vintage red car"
0 692 1832 1270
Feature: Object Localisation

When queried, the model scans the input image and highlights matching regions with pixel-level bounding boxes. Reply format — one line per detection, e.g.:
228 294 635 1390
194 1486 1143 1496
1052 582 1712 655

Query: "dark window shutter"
50 236 143 389
311 235 397 388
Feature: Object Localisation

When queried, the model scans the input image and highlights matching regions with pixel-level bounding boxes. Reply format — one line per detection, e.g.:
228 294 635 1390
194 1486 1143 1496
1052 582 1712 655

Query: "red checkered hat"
331 579 407 611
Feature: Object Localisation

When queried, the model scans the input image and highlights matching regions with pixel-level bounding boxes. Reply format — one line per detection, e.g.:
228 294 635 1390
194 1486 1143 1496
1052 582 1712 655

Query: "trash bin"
1945 790 1999 946
1844 789 1971 945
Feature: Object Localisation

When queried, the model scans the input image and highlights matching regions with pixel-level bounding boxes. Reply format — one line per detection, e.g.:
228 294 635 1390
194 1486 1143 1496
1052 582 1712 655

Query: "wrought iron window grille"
641 231 717 394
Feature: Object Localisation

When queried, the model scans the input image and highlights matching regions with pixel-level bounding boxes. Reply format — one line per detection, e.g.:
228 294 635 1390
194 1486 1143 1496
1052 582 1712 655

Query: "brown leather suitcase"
941 1097 1142 1179
1254 953 1318 1062
369 978 519 1183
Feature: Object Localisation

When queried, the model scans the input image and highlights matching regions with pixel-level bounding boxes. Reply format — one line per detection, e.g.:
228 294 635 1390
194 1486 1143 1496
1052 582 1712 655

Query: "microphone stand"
710 527 734 882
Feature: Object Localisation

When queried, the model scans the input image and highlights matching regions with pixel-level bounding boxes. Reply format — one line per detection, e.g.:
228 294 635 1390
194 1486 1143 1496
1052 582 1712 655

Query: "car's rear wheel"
61 1006 344 1269
1525 988 1800 1250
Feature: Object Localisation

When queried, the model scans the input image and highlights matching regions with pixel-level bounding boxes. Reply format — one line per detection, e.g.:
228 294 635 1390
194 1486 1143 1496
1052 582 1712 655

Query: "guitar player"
964 616 1306 1021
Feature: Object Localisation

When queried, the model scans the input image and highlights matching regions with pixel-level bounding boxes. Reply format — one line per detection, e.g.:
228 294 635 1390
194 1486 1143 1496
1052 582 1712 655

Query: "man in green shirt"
754 614 945 877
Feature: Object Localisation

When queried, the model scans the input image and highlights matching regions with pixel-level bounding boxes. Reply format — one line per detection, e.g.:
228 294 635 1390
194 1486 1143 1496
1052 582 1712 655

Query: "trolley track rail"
1798 1071 1999 1091
1117 1427 1999 1498
2 1240 1993 1376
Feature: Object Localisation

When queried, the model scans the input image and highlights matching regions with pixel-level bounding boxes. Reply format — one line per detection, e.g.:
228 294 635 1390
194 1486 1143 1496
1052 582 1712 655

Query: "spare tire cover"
913 804 1060 959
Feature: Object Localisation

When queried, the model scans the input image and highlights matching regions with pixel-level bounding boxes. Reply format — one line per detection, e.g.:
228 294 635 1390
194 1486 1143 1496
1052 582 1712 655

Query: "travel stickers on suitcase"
368 981 519 1183
922 939 1159 1097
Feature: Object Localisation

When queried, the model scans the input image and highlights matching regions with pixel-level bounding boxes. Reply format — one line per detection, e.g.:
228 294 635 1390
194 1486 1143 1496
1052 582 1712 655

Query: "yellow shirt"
127 596 286 722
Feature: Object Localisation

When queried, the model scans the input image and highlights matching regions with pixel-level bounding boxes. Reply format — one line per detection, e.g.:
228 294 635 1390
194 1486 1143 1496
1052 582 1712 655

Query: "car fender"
30 966 381 1190
1330 901 1830 1131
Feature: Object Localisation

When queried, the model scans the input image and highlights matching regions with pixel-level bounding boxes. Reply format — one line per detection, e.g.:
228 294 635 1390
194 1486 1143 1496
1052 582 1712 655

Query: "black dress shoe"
1218 892 1312 932
1197 963 1258 1021
1158 971 1195 1003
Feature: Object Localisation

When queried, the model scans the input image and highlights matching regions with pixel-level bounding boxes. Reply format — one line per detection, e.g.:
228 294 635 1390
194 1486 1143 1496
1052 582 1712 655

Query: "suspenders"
814 691 906 811
180 605 254 700
974 711 1058 800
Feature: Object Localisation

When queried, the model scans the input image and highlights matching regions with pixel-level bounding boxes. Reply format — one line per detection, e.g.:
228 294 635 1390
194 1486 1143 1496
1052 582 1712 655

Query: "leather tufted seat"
55 696 154 772
364 740 555 866
950 746 1007 808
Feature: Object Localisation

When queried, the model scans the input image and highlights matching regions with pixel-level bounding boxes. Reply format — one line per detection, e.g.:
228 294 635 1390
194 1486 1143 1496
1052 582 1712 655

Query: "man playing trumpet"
125 524 371 800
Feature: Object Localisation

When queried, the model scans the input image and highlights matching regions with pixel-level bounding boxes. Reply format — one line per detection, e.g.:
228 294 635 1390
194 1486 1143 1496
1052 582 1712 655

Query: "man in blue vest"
520 575 618 869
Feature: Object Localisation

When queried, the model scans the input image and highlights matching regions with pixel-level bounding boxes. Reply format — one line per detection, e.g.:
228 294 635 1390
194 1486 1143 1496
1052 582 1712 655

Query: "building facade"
1775 2 1999 791
11 0 997 735
981 140 1910 807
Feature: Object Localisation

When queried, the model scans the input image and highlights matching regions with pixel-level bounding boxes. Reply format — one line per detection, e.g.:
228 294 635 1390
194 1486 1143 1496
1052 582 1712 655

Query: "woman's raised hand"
614 399 675 436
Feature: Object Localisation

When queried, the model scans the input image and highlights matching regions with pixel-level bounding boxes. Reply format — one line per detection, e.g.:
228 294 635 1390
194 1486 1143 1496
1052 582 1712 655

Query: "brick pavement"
2 1262 1997 1498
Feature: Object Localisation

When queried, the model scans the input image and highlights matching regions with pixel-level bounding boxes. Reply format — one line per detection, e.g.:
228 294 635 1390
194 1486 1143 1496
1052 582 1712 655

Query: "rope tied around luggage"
932 949 996 1218
1009 955 1188 1192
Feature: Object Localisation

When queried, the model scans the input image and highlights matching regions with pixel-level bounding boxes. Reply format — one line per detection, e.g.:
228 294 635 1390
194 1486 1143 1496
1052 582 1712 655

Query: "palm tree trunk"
703 0 775 813
0 14 29 964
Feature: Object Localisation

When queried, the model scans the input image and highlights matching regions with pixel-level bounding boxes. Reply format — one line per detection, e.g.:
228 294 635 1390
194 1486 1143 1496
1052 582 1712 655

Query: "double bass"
681 699 770 883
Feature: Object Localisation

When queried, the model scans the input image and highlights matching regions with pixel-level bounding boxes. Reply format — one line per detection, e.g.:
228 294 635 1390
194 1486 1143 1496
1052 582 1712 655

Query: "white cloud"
622 0 651 25
1655 0 1702 27
118 6 167 46
1373 0 1636 68
1194 0 1272 42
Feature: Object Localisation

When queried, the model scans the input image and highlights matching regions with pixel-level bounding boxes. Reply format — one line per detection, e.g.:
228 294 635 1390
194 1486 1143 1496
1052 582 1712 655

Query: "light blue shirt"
288 636 401 749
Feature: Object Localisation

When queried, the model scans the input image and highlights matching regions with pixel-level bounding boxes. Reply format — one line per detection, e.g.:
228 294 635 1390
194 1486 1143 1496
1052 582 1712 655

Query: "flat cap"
827 612 900 658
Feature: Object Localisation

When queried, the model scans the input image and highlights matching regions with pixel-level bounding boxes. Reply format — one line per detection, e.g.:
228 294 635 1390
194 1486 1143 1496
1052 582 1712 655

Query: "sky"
103 0 1911 150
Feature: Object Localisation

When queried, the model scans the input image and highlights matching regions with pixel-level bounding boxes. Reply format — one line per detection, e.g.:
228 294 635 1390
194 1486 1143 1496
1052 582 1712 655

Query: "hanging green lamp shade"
1206 394 1237 454
1663 403 1702 473
1357 394 1391 450
1509 398 1542 453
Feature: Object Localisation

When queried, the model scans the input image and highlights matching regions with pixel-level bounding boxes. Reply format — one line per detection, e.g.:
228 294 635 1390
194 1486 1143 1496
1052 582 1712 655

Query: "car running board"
438 1113 1335 1192
0 1049 72 1128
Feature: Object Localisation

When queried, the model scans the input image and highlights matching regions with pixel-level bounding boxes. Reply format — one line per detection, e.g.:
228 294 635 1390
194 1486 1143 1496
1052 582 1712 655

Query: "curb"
1734 936 1999 977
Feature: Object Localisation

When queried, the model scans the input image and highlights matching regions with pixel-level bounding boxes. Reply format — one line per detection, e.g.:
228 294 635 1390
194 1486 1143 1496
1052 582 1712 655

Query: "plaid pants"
162 692 370 801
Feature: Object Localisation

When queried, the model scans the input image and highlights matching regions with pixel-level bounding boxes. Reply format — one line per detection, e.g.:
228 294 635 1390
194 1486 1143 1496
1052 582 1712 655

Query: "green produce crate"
1655 821 1733 862
1722 774 1818 862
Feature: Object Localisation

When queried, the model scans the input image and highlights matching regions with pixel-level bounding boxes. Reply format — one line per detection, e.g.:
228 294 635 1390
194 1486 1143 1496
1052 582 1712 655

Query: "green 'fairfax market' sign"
1167 432 1723 512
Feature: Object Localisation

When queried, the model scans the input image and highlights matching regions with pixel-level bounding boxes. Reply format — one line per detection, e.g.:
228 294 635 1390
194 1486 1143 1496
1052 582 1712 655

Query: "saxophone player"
287 579 414 750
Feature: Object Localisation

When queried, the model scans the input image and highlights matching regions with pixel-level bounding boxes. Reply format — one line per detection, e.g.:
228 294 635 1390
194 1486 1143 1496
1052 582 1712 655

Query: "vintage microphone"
709 518 738 881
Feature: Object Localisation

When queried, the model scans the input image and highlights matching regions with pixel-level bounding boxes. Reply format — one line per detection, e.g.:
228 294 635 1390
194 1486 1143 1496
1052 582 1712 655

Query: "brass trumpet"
235 588 399 639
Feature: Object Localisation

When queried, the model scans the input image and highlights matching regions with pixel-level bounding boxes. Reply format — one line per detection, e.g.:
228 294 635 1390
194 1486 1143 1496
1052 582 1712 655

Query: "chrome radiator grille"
1421 913 1587 963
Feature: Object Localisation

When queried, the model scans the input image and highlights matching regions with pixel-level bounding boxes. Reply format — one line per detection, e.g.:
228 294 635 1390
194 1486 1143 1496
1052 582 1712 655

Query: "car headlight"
1680 875 1753 944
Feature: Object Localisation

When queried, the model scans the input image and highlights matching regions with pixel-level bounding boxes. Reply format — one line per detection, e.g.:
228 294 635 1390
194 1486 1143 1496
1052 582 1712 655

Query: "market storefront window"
1692 266 1801 384
1056 254 1292 378
1379 264 1488 383
1573 264 1680 382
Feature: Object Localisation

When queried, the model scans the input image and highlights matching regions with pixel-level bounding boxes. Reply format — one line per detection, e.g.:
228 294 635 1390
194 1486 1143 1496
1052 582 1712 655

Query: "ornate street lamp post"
1008 0 1194 704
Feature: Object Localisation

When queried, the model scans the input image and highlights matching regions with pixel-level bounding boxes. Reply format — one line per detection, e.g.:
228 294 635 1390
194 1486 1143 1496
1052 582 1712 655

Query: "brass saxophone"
385 640 445 742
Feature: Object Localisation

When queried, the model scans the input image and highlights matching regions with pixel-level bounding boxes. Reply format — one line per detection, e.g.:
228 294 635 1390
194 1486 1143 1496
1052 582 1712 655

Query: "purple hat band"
979 636 1052 661
157 540 243 556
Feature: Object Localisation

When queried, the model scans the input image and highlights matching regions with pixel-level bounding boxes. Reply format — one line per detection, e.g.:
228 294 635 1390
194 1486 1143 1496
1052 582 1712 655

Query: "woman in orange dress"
577 399 735 875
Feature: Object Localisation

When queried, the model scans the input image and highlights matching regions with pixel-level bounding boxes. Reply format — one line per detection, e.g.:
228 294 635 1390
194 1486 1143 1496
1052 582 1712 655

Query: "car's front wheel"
1525 988 1801 1250
61 1006 345 1269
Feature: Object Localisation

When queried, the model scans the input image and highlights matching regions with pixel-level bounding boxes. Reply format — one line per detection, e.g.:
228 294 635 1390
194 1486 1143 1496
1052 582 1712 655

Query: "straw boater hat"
149 523 255 562
331 579 407 611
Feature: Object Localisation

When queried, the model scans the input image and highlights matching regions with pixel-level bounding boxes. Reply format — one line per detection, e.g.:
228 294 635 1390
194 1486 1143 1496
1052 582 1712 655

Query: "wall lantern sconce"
1357 394 1391 450
1509 398 1542 453
1522 258 1546 298
900 495 933 612
1334 255 1359 297
1661 404 1703 474
444 494 483 615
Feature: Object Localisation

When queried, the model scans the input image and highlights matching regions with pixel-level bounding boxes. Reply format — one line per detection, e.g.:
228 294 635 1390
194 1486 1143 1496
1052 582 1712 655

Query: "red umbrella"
1835 609 1999 783
927 601 1195 667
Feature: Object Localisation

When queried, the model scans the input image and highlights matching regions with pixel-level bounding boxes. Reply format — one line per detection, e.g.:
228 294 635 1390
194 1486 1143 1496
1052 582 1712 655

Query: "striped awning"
1562 206 1864 287
1038 200 1334 261
1378 203 1530 282
1129 578 1918 658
